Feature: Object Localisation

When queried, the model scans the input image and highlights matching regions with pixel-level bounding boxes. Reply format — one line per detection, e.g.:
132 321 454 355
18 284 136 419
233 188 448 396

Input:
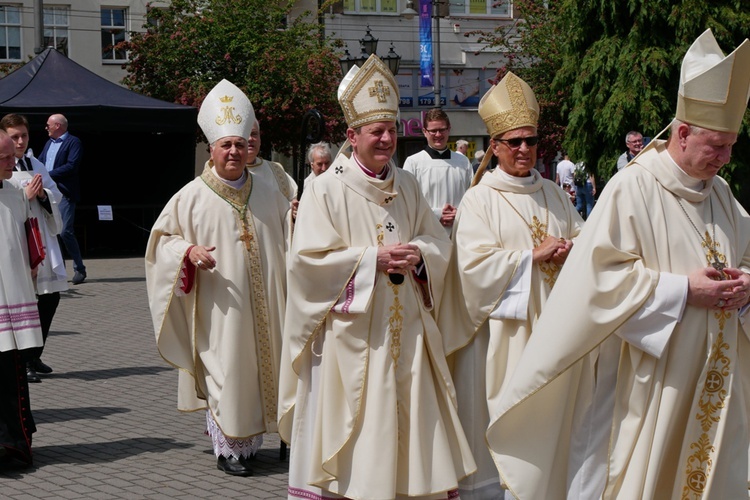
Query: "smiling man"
279 54 476 500
403 108 472 235
146 80 290 477
490 30 750 499
439 71 583 499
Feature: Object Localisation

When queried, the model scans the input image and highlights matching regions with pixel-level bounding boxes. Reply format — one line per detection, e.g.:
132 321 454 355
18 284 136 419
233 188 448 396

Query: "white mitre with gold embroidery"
676 29 750 133
197 79 256 143
338 54 399 128
478 71 539 138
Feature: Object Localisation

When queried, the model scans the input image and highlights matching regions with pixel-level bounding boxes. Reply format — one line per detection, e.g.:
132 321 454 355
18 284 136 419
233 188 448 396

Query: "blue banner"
419 0 432 87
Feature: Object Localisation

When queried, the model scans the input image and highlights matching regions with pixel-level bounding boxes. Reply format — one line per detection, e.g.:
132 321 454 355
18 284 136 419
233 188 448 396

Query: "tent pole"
34 0 44 54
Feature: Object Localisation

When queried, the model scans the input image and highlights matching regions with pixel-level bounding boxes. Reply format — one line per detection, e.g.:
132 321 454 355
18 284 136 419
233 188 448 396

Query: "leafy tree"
478 0 750 193
121 0 346 155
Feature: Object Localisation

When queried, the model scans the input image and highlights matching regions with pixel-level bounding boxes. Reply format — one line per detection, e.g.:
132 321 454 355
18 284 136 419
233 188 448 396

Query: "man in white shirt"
403 109 472 234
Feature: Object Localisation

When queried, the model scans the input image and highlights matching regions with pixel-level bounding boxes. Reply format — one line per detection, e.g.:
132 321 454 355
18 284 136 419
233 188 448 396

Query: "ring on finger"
197 259 203 267
717 299 726 308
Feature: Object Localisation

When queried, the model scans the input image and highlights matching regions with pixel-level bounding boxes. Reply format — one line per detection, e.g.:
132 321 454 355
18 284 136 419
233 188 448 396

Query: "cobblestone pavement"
1 258 289 499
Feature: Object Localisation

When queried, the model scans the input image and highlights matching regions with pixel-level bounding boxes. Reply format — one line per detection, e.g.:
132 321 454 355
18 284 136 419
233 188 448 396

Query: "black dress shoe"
72 271 86 285
32 359 53 374
26 365 41 383
217 455 253 476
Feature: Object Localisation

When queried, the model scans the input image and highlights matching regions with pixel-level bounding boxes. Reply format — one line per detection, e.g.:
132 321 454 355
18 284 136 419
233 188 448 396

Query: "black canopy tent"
0 48 198 256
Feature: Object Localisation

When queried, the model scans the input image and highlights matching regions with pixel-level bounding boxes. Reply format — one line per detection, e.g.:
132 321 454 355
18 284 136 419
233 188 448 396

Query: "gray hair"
669 119 704 137
307 142 332 163
456 139 469 148
625 130 642 143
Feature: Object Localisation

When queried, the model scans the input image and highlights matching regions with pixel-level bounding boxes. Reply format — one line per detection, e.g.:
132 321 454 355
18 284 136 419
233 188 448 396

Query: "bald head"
0 130 15 180
46 114 68 140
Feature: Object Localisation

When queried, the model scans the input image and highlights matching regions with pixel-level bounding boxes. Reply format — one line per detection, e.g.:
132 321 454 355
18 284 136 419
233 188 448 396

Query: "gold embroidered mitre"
478 72 539 138
676 29 750 134
197 79 256 143
338 54 399 129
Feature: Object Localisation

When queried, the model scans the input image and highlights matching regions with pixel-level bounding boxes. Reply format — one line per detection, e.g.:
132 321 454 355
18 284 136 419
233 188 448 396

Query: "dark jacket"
38 133 83 202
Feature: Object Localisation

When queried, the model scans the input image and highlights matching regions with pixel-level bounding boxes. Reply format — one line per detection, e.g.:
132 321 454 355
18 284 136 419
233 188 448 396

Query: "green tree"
479 0 750 192
121 0 346 155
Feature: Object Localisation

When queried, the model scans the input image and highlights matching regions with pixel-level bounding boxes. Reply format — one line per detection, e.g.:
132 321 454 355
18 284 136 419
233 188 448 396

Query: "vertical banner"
419 0 433 87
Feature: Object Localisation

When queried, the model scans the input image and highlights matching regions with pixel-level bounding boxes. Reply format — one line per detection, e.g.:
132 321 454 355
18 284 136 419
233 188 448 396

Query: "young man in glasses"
403 108 472 235
438 72 583 499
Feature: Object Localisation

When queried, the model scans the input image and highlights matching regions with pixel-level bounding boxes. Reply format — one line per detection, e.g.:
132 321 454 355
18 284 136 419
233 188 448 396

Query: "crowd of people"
143 28 750 500
6 27 747 500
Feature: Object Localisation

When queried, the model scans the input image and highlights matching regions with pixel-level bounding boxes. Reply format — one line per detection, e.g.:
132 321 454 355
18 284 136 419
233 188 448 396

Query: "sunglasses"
494 136 540 148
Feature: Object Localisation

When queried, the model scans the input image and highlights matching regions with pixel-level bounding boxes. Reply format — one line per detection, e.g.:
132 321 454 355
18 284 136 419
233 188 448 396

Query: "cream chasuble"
0 182 42 352
146 162 290 440
438 168 582 498
248 158 298 202
490 140 750 500
279 153 476 500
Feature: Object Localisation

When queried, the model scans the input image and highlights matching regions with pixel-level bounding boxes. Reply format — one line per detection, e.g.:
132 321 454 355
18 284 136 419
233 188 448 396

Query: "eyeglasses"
494 136 540 148
424 127 449 135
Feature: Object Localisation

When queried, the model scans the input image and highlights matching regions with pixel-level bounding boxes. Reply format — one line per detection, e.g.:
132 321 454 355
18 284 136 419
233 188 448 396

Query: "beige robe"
279 153 476 500
146 163 290 439
491 141 750 499
0 182 42 352
439 169 583 498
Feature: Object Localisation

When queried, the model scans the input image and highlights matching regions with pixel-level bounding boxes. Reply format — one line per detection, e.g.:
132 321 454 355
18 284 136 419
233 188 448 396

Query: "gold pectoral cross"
240 219 253 251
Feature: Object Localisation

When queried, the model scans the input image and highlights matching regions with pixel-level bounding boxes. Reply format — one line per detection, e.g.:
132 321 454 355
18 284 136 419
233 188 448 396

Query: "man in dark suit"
38 114 86 284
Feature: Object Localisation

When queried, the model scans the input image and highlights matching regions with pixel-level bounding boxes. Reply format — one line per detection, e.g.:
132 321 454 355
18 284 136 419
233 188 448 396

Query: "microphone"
389 273 404 285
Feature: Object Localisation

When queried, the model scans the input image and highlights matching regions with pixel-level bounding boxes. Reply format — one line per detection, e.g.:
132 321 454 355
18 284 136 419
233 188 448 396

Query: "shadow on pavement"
32 406 130 424
45 365 171 381
30 437 194 466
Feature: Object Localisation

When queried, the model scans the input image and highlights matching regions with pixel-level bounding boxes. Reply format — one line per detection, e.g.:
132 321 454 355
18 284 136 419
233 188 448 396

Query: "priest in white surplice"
403 108 472 235
146 80 290 477
279 54 476 500
490 30 750 499
438 72 583 500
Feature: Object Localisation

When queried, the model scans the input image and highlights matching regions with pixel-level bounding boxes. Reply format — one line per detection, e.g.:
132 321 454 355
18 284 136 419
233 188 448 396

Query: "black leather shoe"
26 365 41 383
32 359 53 374
72 271 86 285
217 455 253 476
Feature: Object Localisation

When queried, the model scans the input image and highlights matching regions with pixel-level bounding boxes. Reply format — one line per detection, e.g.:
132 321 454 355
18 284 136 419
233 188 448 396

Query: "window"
101 7 127 62
0 5 21 61
450 0 512 17
343 0 397 14
44 6 69 56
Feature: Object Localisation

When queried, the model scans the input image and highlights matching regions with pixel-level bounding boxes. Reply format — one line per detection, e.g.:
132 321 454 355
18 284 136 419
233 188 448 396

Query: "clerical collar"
425 146 451 160
353 153 389 179
665 151 705 190
212 166 248 189
496 166 535 185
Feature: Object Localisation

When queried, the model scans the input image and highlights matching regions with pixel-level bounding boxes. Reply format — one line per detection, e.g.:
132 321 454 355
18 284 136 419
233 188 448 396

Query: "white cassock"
490 140 750 500
438 168 583 499
11 155 67 295
146 163 289 446
403 149 472 235
279 152 476 500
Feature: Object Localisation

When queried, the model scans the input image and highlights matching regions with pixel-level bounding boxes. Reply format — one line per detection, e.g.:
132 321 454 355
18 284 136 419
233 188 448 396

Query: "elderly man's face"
46 117 62 139
490 126 538 178
627 134 643 156
311 150 332 176
247 122 260 163
211 136 248 181
0 135 16 180
680 127 736 181
348 121 397 173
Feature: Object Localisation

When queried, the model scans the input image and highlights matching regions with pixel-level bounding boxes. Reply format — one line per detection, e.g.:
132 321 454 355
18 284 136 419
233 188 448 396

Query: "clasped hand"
533 235 573 266
687 267 750 310
377 243 421 276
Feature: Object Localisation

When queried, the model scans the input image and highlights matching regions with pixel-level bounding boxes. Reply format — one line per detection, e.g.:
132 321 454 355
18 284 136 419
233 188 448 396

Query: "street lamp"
338 26 401 76
402 0 446 108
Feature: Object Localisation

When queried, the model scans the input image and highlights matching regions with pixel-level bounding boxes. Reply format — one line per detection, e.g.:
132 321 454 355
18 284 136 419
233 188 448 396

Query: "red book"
25 217 45 268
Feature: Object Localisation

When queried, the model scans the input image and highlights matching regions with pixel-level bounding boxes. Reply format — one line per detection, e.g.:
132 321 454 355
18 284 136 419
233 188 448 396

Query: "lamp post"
338 25 401 76
402 0 445 108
